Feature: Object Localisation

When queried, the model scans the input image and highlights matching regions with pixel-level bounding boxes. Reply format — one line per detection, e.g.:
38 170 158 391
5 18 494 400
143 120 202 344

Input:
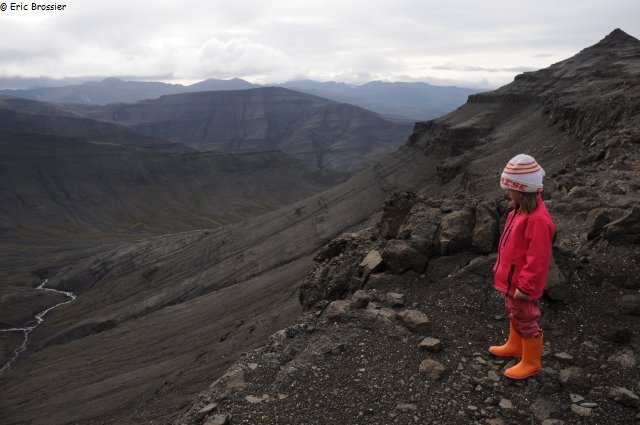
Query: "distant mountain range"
0 87 412 172
85 87 413 171
0 77 483 121
0 85 409 242
277 80 482 121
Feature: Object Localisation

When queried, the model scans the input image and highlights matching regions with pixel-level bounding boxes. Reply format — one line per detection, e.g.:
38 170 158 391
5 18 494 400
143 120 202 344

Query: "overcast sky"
0 0 638 89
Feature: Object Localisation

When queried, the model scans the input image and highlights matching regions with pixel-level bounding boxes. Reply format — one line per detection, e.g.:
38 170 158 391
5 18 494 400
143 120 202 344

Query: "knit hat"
500 154 545 193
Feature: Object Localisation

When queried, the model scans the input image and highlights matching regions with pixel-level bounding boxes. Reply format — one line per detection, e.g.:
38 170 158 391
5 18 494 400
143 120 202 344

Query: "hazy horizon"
0 75 489 91
1 1 639 89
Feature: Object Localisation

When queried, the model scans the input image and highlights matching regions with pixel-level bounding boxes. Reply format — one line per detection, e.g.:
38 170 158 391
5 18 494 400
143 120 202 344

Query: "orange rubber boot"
504 332 543 379
489 321 523 358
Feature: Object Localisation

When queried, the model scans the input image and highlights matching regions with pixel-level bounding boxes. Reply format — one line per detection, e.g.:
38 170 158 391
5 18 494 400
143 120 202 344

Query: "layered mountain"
1 29 639 425
0 133 343 242
87 87 414 172
279 80 482 121
0 77 480 121
0 77 259 105
0 99 174 149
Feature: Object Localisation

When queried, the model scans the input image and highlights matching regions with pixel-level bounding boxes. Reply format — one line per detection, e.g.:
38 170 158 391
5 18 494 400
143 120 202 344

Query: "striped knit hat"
500 154 545 193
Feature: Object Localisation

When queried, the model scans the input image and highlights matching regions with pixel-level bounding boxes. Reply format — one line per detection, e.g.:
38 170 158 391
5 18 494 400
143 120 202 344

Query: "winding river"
0 279 76 375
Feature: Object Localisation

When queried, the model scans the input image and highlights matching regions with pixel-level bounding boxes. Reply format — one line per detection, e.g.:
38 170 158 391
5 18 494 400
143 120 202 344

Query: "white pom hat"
500 154 545 193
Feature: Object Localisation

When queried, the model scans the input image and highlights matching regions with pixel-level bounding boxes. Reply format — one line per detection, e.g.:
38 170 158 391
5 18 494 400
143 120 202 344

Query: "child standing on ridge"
489 154 556 379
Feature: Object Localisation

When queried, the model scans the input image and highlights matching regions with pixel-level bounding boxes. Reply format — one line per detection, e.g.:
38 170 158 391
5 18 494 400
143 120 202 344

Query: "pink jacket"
493 194 555 300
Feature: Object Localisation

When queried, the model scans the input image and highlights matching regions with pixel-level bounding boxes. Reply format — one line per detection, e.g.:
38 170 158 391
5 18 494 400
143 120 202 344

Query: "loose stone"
609 386 640 408
570 394 584 403
570 404 592 417
397 403 418 411
499 398 513 410
204 415 230 425
418 358 446 380
418 337 442 352
554 352 573 361
196 403 218 421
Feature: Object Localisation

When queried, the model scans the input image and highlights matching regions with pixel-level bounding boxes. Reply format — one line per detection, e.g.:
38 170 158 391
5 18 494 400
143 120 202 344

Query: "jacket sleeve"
517 218 554 295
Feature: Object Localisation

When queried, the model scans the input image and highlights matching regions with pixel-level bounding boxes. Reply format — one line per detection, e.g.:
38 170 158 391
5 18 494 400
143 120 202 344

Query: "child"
489 154 556 379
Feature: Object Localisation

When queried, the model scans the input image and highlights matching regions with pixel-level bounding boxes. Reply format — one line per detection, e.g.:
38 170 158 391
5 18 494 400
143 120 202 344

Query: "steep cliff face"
89 87 413 172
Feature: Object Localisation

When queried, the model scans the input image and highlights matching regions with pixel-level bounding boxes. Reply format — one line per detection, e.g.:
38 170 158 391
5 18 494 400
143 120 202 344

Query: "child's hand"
513 288 529 300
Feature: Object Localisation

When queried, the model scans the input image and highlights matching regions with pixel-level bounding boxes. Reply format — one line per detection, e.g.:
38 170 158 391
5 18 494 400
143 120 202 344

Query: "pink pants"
504 296 542 338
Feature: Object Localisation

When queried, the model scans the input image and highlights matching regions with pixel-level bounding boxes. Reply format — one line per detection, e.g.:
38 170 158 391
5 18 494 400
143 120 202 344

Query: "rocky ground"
177 175 640 425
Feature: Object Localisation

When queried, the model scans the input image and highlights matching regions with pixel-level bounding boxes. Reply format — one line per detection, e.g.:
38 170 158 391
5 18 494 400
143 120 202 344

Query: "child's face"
506 189 523 206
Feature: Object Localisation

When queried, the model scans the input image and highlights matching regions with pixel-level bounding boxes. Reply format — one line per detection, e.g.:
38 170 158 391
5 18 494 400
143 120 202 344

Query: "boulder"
603 206 640 244
607 349 636 368
359 250 384 277
418 358 446 380
570 404 592 417
325 300 351 318
398 309 429 333
558 367 588 390
204 415 230 425
419 337 442 352
382 239 426 274
362 304 397 325
458 254 496 279
314 234 352 261
424 252 477 282
544 256 567 301
434 207 476 255
299 254 360 309
350 290 370 309
397 203 441 256
609 386 640 408
472 201 499 254
377 192 417 239
196 403 218 422
585 208 622 240
385 292 405 307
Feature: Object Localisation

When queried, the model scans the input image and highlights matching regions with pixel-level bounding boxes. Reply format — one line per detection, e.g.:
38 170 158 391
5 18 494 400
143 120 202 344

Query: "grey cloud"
432 63 538 73
0 0 638 85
